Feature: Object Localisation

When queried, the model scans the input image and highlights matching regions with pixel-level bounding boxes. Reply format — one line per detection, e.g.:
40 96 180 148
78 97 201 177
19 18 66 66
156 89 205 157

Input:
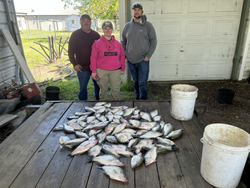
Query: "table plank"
133 101 160 188
0 114 19 128
0 102 71 188
0 102 53 155
181 118 204 160
9 102 83 188
158 102 212 188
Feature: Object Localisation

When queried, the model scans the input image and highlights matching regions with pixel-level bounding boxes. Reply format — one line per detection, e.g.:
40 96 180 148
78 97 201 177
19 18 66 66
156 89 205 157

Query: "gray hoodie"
121 15 157 64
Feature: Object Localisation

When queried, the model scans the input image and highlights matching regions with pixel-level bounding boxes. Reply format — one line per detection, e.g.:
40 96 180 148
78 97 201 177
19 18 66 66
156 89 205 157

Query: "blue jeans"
127 60 149 100
77 70 100 100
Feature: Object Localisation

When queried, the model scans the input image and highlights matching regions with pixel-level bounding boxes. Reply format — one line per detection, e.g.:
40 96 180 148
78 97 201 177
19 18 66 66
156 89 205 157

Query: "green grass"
20 29 135 101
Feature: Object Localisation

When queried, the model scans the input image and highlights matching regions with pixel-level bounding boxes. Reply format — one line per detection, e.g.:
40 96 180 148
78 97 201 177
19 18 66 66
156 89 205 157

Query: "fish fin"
172 145 179 151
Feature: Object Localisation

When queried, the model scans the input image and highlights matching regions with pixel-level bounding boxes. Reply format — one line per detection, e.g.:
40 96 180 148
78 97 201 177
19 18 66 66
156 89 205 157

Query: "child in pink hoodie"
90 21 125 100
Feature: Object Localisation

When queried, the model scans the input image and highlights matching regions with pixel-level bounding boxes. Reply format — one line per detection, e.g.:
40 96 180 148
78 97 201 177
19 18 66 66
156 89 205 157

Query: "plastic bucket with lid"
200 123 250 188
45 86 60 100
170 84 198 121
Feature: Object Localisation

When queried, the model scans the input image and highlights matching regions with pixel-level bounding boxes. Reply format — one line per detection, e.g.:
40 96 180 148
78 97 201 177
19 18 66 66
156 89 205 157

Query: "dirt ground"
148 80 250 134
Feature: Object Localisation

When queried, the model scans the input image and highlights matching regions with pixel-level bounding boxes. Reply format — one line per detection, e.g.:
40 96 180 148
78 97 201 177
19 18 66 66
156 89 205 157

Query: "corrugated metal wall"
0 0 25 90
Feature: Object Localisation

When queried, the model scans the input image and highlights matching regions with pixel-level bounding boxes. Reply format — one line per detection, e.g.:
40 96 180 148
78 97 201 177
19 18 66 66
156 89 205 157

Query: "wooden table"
0 101 214 188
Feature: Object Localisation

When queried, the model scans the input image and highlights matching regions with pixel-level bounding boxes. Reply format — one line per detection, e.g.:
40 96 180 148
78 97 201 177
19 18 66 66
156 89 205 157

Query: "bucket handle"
200 138 203 144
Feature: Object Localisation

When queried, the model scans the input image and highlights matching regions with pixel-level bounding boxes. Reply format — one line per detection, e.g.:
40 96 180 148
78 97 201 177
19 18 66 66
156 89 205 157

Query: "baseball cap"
102 21 113 29
132 2 143 10
80 14 91 20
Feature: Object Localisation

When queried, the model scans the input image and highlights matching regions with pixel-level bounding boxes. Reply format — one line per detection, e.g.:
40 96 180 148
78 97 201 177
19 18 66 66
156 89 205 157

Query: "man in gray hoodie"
121 2 157 100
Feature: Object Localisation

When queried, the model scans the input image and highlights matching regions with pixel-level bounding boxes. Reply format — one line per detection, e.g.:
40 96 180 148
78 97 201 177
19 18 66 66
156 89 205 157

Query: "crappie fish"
105 123 119 135
120 117 128 123
75 131 89 139
84 121 110 131
152 124 161 132
113 118 120 124
88 129 102 137
102 144 120 158
133 109 140 115
115 133 133 143
123 108 135 116
139 131 163 139
128 138 139 148
53 124 63 131
138 122 157 130
114 110 124 116
140 112 152 122
153 115 161 122
133 139 154 154
157 137 175 146
110 108 120 113
113 114 122 119
131 153 144 169
129 119 141 128
71 139 98 156
63 124 75 133
121 128 137 135
159 121 165 129
135 129 149 137
104 103 111 108
85 107 96 113
150 109 158 118
68 123 83 131
95 113 101 118
75 111 93 116
63 138 87 146
111 144 134 157
98 115 107 122
156 144 179 153
165 129 183 139
88 144 102 157
97 107 106 114
78 121 87 128
97 131 107 144
105 111 114 121
101 166 128 182
112 122 128 135
59 135 71 145
77 115 88 122
106 135 118 143
68 119 77 124
95 102 107 106
131 114 141 120
144 147 157 166
87 116 96 123
92 155 124 166
163 123 174 136
67 116 79 120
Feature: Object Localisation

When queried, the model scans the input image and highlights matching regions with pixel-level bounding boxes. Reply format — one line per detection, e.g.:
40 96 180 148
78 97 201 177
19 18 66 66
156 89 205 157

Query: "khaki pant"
96 68 121 100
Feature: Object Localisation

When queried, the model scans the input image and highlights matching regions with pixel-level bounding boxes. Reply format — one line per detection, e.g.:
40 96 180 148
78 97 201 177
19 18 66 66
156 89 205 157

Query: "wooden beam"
0 114 19 128
0 29 35 83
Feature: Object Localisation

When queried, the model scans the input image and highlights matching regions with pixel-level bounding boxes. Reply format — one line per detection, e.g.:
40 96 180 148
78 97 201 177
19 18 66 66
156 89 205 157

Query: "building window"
72 20 75 24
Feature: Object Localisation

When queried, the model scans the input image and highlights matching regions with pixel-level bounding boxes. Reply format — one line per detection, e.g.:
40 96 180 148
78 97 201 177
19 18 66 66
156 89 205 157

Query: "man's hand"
144 57 149 61
74 65 82 72
121 71 124 75
91 73 97 80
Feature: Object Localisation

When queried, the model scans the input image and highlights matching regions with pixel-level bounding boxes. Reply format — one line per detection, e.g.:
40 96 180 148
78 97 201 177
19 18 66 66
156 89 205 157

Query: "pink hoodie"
90 35 125 73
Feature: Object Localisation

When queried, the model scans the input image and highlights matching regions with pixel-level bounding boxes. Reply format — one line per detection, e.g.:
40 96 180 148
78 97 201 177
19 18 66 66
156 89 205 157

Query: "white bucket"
170 84 198 121
200 123 250 188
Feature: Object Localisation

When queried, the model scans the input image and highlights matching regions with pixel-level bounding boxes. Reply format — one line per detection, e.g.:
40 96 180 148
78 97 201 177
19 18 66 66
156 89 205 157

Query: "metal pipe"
231 0 250 80
30 46 50 61
58 42 68 53
33 42 50 58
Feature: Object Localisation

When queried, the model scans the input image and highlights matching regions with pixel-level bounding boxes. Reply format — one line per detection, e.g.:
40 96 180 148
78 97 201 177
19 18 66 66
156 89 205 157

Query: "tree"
61 0 119 20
